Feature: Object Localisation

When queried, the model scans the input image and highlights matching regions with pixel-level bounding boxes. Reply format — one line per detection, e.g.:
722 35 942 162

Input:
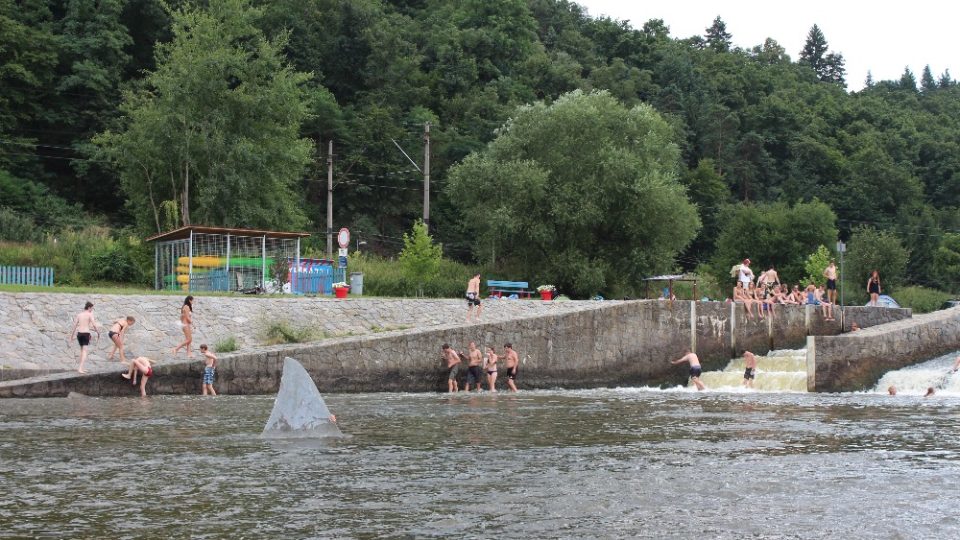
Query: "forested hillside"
2 0 959 299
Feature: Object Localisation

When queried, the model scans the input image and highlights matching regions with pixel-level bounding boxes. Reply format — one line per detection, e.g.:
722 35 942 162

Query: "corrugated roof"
145 225 311 242
642 274 697 281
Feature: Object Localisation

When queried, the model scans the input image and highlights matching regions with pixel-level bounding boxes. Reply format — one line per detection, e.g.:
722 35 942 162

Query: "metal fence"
155 232 301 293
0 266 54 287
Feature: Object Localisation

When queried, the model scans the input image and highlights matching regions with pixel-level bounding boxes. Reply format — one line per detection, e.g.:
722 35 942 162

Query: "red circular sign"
337 228 350 248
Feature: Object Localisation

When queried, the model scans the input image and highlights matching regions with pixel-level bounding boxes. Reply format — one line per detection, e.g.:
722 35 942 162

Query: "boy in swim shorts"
669 347 706 391
199 344 218 396
742 350 757 389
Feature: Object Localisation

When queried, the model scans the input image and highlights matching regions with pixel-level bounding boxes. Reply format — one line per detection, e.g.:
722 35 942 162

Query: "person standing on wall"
466 273 482 322
867 270 881 306
173 296 195 357
823 260 838 306
738 259 754 291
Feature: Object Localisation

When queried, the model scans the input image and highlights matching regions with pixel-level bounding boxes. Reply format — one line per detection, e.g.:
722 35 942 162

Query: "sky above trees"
577 0 958 90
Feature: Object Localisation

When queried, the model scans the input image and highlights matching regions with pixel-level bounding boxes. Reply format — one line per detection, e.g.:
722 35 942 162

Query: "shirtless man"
670 347 706 391
442 344 461 393
503 343 519 392
738 259 754 290
757 265 780 288
464 341 484 392
823 260 838 306
466 273 482 322
69 302 101 374
742 350 757 388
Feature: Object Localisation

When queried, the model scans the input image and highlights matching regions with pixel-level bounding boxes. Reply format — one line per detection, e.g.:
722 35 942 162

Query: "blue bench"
487 280 533 299
0 266 54 287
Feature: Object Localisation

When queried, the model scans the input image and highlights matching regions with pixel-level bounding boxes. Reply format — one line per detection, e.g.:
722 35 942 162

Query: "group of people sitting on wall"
730 258 836 321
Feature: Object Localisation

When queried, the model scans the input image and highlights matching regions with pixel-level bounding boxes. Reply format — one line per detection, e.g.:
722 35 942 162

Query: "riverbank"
0 299 912 397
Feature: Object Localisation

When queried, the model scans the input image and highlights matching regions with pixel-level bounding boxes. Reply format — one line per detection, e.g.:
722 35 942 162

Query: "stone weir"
0 300 911 398
807 306 960 392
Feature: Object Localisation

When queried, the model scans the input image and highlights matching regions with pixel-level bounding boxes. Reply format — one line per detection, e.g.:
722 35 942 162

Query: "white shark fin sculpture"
261 357 344 438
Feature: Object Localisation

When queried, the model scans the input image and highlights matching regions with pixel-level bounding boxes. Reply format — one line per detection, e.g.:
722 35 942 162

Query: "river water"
3 354 960 538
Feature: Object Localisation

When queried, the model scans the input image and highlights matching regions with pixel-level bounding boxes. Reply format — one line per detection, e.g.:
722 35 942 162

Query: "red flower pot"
334 287 348 299
540 290 553 301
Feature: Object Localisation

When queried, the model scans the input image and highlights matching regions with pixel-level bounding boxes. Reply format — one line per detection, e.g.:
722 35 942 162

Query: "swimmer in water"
888 385 897 396
925 387 935 397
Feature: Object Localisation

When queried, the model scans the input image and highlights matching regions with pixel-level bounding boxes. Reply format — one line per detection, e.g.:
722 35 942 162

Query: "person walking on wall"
466 273 482 322
107 316 136 364
173 296 195 357
69 301 101 374
867 270 881 306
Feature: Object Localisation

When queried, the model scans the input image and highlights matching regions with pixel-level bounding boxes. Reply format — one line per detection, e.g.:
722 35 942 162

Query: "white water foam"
870 351 960 396
697 348 808 392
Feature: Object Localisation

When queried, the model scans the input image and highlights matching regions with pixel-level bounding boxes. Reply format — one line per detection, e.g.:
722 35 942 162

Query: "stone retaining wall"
0 292 595 376
0 300 913 397
808 306 960 392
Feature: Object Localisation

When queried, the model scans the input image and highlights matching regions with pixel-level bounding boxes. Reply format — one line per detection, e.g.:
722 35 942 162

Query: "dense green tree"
703 16 732 53
844 225 910 297
398 219 442 296
95 0 313 232
708 200 837 286
445 90 699 297
933 233 960 294
0 0 58 174
899 66 918 91
921 65 937 92
798 24 845 86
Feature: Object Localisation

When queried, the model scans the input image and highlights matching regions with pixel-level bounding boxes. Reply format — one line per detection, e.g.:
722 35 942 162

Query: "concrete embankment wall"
0 300 911 398
808 307 960 392
0 292 595 377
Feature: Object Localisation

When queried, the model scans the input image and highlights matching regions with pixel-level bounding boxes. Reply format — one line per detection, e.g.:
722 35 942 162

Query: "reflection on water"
3 382 960 538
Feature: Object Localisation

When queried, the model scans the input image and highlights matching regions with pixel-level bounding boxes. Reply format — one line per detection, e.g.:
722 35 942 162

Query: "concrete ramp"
808 307 960 392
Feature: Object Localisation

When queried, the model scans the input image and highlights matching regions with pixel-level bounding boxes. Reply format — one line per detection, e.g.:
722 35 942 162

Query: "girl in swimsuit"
173 296 195 357
867 270 881 306
734 282 754 320
107 316 136 363
485 346 499 392
748 282 764 320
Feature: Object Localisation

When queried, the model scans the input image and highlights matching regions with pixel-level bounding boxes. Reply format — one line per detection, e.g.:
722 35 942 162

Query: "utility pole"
423 121 430 232
327 140 333 261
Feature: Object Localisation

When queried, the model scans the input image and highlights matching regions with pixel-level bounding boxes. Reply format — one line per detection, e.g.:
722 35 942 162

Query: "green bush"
0 208 42 242
894 286 953 314
347 251 485 298
264 320 314 345
0 226 153 286
214 336 238 353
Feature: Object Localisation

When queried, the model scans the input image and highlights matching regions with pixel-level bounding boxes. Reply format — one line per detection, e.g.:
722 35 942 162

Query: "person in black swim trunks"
107 316 136 364
742 350 757 389
69 301 101 374
823 260 838 305
464 341 484 392
442 343 461 393
466 273 482 322
670 347 706 391
503 343 519 392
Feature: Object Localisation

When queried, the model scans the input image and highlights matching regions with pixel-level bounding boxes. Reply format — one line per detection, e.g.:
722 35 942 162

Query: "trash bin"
349 272 364 296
